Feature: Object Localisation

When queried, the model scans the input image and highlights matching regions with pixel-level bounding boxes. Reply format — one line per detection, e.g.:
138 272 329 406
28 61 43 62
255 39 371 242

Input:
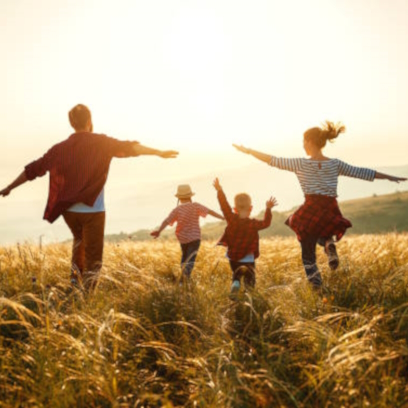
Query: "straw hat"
175 184 195 198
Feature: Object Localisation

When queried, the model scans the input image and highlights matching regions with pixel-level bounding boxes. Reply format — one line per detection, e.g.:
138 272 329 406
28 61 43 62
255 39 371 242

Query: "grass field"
1 235 408 407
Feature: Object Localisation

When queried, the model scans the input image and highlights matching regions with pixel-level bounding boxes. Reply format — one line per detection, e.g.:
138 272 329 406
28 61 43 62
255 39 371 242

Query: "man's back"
25 132 139 222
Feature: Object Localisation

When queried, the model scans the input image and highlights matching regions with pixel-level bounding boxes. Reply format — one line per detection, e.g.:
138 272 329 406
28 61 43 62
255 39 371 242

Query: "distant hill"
105 190 408 242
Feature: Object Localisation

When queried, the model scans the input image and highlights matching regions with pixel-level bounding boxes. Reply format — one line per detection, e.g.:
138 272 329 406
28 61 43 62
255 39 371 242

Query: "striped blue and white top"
269 157 376 197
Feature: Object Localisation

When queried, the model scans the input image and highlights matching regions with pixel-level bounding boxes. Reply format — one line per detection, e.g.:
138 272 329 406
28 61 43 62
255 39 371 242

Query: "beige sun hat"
175 184 195 198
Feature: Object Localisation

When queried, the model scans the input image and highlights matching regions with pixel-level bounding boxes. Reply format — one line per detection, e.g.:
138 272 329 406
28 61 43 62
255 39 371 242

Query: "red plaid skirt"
285 195 352 242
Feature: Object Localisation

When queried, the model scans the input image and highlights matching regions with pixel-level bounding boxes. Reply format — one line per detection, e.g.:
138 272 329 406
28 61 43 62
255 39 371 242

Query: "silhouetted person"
0 104 178 291
234 121 406 289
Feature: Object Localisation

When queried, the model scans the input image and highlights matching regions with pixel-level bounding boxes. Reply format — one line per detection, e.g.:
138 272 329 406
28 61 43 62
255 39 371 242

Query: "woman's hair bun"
322 121 346 142
304 121 346 149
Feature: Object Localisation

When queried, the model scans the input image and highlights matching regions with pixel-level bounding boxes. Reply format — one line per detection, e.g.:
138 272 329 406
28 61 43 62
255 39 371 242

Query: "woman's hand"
233 144 251 154
375 172 407 183
389 176 407 183
266 196 278 209
233 145 272 164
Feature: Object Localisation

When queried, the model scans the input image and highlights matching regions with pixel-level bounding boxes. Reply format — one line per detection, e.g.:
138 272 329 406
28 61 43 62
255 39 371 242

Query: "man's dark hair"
69 104 92 131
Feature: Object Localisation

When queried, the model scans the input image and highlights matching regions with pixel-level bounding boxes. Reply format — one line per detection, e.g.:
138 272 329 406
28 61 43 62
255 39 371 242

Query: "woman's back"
269 157 376 197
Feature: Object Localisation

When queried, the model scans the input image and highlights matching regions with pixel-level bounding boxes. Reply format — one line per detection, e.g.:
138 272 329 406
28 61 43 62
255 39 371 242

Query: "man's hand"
266 196 278 209
150 231 160 239
0 187 11 197
159 150 179 159
213 178 222 192
233 144 251 154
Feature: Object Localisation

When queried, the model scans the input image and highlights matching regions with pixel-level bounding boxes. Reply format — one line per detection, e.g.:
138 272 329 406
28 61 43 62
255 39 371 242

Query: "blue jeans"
300 236 327 287
180 240 201 277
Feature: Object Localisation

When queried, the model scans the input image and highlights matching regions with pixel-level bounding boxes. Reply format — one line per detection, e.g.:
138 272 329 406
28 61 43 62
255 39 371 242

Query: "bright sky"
0 0 407 243
1 0 408 167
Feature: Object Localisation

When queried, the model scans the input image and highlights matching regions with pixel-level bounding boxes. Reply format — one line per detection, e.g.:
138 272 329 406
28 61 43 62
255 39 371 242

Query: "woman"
233 121 406 288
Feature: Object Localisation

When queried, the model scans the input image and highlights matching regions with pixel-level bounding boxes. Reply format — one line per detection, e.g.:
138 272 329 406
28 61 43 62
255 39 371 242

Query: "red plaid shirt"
285 194 352 242
24 132 139 223
217 190 272 261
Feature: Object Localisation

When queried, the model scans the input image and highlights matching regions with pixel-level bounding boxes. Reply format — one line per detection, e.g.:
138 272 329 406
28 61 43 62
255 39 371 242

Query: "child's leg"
300 236 323 288
229 261 243 294
180 243 188 265
243 262 256 288
180 243 189 281
229 261 245 283
181 240 201 277
228 262 255 293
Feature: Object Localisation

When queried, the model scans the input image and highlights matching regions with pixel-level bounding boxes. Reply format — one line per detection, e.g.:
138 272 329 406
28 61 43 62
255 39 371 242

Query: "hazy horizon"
0 160 406 246
1 0 408 244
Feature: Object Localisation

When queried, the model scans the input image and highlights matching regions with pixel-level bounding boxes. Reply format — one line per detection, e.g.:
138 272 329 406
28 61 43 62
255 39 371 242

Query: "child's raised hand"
213 178 222 191
150 230 160 239
233 144 251 154
266 196 278 209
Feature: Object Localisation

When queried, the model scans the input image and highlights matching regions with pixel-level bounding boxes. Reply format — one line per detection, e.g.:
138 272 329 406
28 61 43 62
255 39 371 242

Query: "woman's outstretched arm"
338 161 407 183
233 144 302 172
233 144 271 164
375 171 407 183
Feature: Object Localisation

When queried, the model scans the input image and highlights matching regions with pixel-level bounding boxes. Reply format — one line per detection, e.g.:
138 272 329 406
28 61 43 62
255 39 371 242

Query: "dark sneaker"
325 241 339 270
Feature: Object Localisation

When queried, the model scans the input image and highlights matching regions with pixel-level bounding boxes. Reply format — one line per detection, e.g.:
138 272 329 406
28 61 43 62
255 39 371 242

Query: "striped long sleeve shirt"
165 202 209 244
269 157 376 197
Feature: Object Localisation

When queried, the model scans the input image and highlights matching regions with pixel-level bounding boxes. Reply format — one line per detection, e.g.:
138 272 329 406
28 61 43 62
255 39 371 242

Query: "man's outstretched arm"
132 144 178 158
0 148 50 197
0 171 28 197
111 140 179 159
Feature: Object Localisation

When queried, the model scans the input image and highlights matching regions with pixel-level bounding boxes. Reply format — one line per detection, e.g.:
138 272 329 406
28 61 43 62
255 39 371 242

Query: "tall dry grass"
1 234 408 407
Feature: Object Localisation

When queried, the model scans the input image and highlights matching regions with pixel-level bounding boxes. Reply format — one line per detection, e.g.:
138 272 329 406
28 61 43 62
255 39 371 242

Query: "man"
0 104 178 291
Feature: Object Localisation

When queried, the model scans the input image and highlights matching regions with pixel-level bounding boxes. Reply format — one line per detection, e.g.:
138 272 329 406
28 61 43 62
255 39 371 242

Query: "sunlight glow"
1 0 408 243
1 0 407 158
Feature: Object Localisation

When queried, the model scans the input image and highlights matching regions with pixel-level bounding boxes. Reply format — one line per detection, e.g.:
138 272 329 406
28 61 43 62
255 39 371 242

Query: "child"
151 184 224 280
233 121 406 288
213 177 278 294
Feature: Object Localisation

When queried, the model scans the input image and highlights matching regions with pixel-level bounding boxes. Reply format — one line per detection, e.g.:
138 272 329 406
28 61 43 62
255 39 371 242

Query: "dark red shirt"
217 190 272 261
25 132 139 223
